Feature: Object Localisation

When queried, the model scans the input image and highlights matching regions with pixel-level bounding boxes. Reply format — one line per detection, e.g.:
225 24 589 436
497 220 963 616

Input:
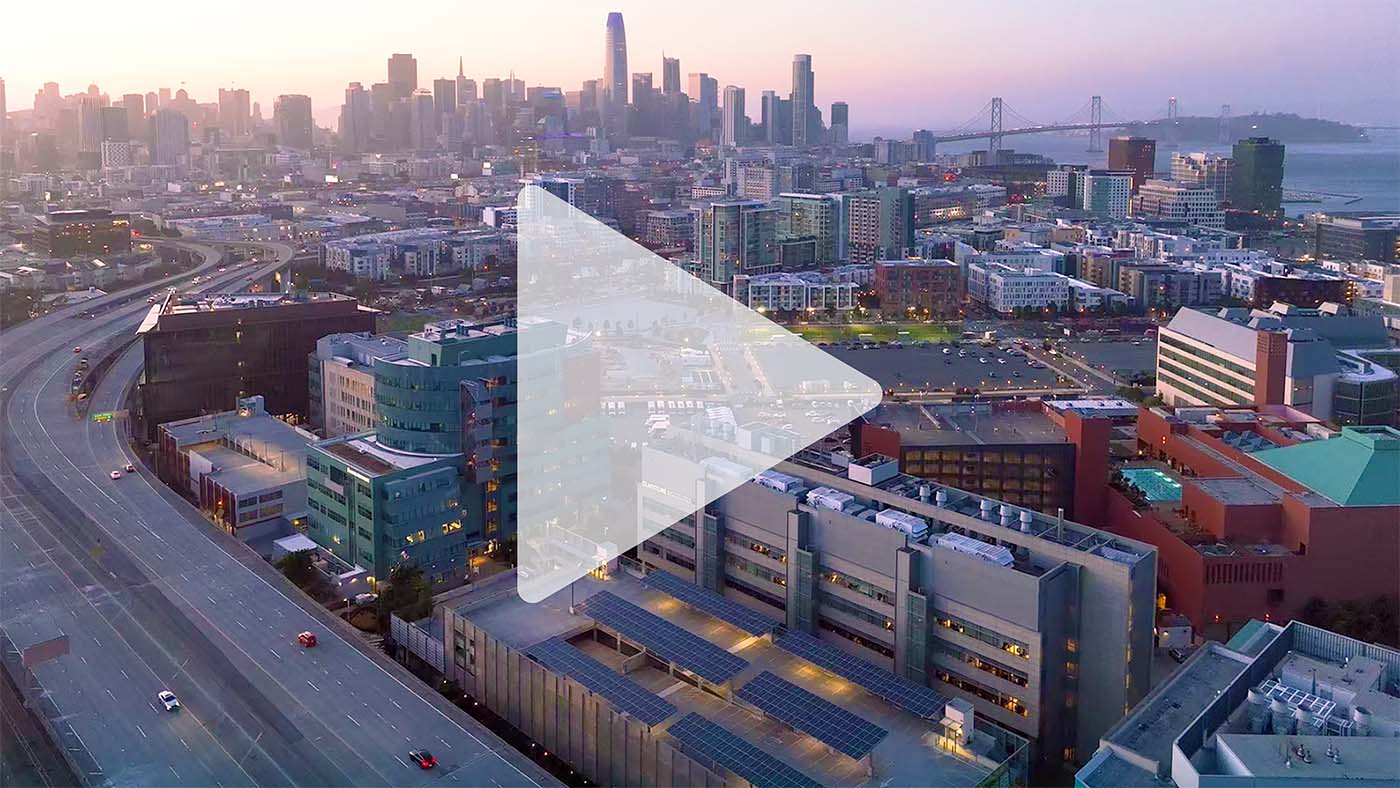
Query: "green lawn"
790 322 961 343
378 312 433 334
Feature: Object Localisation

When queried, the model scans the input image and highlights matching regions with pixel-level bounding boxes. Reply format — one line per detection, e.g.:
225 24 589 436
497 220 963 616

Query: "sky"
6 0 1399 136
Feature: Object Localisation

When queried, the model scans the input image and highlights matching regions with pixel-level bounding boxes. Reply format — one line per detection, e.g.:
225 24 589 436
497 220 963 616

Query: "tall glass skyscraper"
791 54 814 148
603 12 628 134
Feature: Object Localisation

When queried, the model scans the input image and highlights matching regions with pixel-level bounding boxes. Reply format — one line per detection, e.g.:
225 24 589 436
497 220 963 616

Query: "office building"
760 90 791 146
431 77 456 120
1171 151 1234 203
1080 170 1133 218
688 72 717 140
151 108 189 165
408 90 436 150
1155 303 1397 424
31 208 131 257
387 53 417 98
156 395 312 538
307 332 408 437
791 53 815 148
830 101 849 144
603 12 628 134
637 452 1155 772
1115 405 1400 638
273 94 314 149
139 292 376 440
120 92 145 140
640 209 695 250
306 432 468 587
99 140 131 169
337 82 372 154
1107 136 1156 192
1229 137 1285 216
76 96 103 166
661 55 680 95
217 88 250 137
1313 214 1399 263
721 85 745 147
1077 619 1400 788
1131 180 1225 229
874 259 961 317
697 198 777 288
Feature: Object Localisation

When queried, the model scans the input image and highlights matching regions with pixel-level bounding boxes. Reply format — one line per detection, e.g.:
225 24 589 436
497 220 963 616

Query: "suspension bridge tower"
1087 95 1104 153
987 97 1004 162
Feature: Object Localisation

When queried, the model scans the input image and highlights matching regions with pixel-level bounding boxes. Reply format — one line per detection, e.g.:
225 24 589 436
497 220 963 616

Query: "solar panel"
575 591 749 685
525 638 677 726
736 671 888 760
667 713 821 788
774 629 947 719
641 570 780 636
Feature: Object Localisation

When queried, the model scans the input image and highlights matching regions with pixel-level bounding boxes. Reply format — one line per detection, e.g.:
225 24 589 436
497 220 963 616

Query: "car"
998 358 1007 364
979 357 988 364
158 690 180 711
123 462 136 473
1013 371 1022 378
408 749 437 769
109 470 122 480
297 631 318 648
73 346 82 354
1168 647 1188 664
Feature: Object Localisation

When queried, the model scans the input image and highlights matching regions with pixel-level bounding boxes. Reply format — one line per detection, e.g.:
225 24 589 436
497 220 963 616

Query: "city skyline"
7 0 1400 135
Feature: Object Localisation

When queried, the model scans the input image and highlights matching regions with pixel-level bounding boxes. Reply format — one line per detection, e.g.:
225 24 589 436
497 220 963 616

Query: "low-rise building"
1131 180 1225 229
31 209 132 257
967 262 1070 314
731 271 856 313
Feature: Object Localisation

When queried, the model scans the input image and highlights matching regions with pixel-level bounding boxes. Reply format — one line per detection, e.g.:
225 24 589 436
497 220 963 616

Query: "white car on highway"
157 690 180 711
109 470 122 480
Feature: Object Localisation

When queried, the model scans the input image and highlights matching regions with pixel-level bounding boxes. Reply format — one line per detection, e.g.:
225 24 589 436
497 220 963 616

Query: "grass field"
378 312 434 334
789 322 961 343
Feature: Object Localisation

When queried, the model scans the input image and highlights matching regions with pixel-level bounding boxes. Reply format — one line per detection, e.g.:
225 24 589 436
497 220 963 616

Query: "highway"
0 242 554 787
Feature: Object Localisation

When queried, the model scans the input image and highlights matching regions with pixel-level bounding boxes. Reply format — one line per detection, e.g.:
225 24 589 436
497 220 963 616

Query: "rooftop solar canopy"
575 591 749 684
736 671 888 759
774 629 947 718
524 638 677 726
667 713 821 788
641 569 781 636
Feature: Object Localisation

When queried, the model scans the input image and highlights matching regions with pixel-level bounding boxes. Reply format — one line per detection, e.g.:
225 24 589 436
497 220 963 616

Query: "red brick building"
873 259 961 318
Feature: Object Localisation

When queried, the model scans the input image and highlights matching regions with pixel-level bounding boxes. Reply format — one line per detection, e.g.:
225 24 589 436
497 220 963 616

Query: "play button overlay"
515 185 882 602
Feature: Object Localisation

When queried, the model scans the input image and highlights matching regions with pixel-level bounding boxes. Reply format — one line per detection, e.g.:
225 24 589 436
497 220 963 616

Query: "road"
0 242 554 787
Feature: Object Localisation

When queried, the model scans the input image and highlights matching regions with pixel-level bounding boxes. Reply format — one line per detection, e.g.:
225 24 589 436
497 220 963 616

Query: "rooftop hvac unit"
806 487 856 513
936 532 1014 567
876 509 929 538
753 470 802 494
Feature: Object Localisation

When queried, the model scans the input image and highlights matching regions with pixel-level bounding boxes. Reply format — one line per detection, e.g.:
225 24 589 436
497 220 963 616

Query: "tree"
278 550 333 601
379 563 433 623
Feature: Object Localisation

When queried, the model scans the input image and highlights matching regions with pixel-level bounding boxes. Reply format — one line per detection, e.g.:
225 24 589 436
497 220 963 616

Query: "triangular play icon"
515 185 882 602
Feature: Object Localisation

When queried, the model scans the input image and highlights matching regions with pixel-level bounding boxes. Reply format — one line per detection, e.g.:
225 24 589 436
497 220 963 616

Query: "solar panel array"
774 629 947 719
641 570 780 636
524 638 677 726
575 591 749 685
667 713 821 788
736 671 888 760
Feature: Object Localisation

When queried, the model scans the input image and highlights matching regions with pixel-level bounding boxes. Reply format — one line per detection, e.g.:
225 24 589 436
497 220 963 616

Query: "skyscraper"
387 53 417 99
1229 136 1285 216
1107 136 1156 192
603 12 628 134
121 93 145 141
455 57 476 104
217 88 251 137
433 77 457 118
721 85 745 148
409 90 436 150
761 90 791 145
338 82 372 154
151 108 189 166
689 72 717 140
661 56 680 95
274 94 314 149
76 96 104 165
829 101 849 144
791 53 815 148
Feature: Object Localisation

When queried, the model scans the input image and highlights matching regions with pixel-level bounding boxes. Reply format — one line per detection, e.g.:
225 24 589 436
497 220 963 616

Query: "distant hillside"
1121 113 1370 144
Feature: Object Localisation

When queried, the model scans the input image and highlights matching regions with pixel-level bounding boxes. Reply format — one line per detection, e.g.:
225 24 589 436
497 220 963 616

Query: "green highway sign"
91 412 114 422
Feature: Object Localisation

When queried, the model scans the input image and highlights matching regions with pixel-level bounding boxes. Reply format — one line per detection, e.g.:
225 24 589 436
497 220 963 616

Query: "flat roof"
317 434 452 476
454 571 1001 787
1215 734 1400 781
1191 477 1282 506
863 402 1068 447
188 442 303 494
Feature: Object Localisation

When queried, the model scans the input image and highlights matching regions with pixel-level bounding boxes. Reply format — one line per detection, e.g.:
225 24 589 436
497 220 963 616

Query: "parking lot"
1059 337 1159 382
825 343 1066 393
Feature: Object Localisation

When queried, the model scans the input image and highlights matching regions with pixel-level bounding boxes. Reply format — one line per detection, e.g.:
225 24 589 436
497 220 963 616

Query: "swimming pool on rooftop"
1121 467 1183 502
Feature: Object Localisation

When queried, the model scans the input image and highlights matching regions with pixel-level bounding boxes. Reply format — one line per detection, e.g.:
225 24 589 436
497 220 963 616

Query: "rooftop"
1252 426 1400 507
314 432 455 476
451 571 1010 787
862 401 1069 447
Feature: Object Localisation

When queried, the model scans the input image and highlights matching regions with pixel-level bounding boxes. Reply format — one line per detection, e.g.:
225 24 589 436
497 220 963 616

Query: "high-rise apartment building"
1229 136 1285 215
1080 170 1134 219
721 85 745 147
698 198 778 288
776 192 838 264
603 12 628 134
387 53 417 99
274 94 314 149
1107 136 1156 192
844 187 914 263
791 53 815 148
1171 151 1234 203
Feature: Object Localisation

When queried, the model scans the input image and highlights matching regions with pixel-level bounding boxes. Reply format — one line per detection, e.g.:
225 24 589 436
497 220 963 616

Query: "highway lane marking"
394 755 412 769
390 699 402 709
269 648 281 660
136 724 147 738
120 668 129 679
181 738 190 750
169 765 180 780
307 680 319 691
346 714 360 727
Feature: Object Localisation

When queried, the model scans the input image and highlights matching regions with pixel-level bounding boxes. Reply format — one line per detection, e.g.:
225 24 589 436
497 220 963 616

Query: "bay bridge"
920 96 1230 156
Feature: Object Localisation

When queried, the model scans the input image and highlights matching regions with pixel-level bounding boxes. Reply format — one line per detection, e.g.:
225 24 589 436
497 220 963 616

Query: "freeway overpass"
0 242 555 787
